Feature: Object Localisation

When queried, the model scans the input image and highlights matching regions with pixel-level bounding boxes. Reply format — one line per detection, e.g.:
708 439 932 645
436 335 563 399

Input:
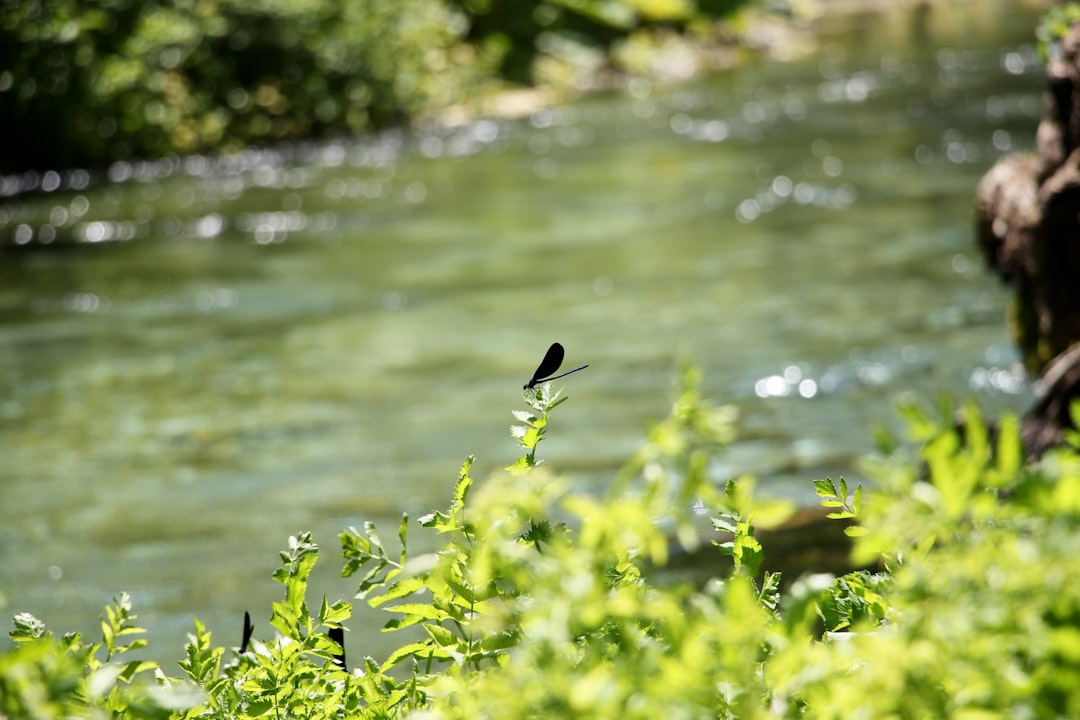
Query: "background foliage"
0 0 490 172
4 367 1080 718
0 0 755 173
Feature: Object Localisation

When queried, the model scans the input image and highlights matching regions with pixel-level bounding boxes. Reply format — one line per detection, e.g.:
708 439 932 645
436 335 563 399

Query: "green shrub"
0 0 759 173
769 399 1080 718
4 369 1080 718
1036 2 1080 63
447 0 749 85
0 0 493 172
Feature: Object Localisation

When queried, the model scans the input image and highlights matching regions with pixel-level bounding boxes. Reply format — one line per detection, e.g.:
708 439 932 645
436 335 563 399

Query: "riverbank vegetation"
1 0 768 174
4 366 1080 718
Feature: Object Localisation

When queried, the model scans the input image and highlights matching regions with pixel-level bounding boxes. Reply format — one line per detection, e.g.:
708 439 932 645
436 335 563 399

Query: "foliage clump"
1036 2 1080 62
0 0 755 173
4 370 1080 718
0 0 492 173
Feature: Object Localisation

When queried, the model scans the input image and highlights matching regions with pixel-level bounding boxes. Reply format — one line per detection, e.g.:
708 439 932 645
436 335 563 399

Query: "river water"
0 1 1044 659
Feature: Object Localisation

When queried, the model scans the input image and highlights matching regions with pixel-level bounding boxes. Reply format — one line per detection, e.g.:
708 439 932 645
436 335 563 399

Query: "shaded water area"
0 1 1044 659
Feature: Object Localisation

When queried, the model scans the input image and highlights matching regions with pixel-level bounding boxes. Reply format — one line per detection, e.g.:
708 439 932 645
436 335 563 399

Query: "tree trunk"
976 22 1080 458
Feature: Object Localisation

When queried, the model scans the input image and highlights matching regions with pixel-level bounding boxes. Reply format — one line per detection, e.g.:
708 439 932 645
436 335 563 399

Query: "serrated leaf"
424 624 457 646
369 576 428 607
431 595 467 623
320 599 352 625
384 603 444 621
382 615 427 632
814 478 838 497
10 613 47 641
117 659 157 682
381 641 444 671
354 559 391 596
520 427 542 448
418 511 445 528
363 522 386 554
453 458 473 508
711 515 737 534
505 456 534 474
444 575 477 604
481 630 519 652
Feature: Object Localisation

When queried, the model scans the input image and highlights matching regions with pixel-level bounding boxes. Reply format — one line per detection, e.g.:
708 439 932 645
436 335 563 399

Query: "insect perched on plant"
524 342 589 390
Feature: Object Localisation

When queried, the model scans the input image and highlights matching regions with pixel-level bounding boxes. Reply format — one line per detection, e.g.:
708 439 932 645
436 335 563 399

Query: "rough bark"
976 22 1080 458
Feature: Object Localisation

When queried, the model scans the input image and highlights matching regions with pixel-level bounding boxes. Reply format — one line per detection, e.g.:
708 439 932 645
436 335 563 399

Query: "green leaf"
385 603 445 621
398 513 410 565
993 412 1022 485
711 513 737 535
504 455 535 474
319 598 352 626
369 576 429 607
116 658 156 682
382 641 447 671
814 478 839 498
10 612 47 641
423 623 457 646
